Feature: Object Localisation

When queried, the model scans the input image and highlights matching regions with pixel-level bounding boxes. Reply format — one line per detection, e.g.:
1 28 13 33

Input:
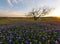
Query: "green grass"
0 17 60 26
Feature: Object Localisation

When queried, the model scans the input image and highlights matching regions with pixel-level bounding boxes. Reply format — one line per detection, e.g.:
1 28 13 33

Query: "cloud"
13 0 17 3
7 0 13 7
7 0 33 7
0 11 25 17
7 0 19 7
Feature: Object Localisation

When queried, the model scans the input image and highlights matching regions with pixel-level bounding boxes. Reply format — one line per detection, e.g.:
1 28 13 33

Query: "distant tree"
26 6 53 20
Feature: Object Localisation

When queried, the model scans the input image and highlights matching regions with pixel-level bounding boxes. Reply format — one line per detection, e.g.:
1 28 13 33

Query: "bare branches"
26 6 53 20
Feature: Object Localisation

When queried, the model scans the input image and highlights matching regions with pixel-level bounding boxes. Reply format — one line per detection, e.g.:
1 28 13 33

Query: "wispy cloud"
7 0 13 7
13 0 18 3
7 0 19 7
7 0 33 7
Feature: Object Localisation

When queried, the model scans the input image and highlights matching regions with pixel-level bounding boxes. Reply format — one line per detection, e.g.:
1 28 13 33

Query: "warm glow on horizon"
45 7 60 17
51 7 60 17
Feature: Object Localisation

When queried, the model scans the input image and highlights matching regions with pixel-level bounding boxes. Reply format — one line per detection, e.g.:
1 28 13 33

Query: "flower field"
0 17 60 44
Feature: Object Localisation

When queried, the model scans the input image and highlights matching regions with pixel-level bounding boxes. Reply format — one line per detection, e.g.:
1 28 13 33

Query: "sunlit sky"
0 0 60 17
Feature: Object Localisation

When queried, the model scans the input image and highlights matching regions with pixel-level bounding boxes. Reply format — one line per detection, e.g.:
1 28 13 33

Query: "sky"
0 0 60 17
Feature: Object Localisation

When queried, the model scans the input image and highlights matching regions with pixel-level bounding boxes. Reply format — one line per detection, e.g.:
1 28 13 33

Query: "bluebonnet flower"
18 37 21 42
7 36 14 42
21 37 25 41
41 36 47 44
25 40 30 44
58 37 60 43
54 40 58 44
34 40 40 44
42 36 46 41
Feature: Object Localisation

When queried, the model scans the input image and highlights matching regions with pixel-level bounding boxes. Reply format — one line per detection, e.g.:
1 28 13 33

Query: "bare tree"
26 6 53 20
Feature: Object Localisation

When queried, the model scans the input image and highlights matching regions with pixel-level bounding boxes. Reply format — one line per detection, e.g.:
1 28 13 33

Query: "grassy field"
0 17 60 28
0 17 60 23
0 17 60 44
0 17 60 24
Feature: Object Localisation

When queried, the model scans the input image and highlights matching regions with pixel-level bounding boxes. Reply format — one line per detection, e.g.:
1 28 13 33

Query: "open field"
0 17 60 28
0 17 60 44
0 17 60 25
